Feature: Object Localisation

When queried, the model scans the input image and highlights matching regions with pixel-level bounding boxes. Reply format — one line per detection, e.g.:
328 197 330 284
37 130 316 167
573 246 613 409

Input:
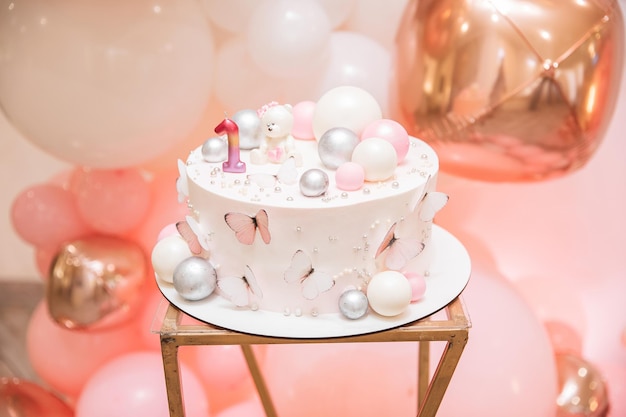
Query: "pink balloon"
182 345 258 391
0 377 73 417
136 289 169 351
263 342 417 416
26 300 143 399
433 268 558 417
10 183 90 249
360 119 410 162
75 351 209 417
130 168 188 254
70 167 151 235
544 320 583 355
291 100 316 140
34 246 56 279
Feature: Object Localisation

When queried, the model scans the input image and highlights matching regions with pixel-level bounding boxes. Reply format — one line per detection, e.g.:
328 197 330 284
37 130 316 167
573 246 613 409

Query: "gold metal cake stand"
158 296 470 417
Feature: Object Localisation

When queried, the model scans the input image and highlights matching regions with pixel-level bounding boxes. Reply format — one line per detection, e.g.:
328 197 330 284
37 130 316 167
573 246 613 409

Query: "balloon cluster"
2 0 625 416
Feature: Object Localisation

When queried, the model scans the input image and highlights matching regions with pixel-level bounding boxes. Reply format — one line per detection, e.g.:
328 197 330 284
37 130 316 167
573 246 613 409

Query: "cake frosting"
152 86 449 321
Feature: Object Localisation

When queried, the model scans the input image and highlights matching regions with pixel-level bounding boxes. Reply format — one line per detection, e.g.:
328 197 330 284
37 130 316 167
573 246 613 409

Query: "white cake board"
156 225 471 339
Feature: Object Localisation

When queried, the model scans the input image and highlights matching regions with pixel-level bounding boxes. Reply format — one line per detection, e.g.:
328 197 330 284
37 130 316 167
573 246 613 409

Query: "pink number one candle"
215 117 246 173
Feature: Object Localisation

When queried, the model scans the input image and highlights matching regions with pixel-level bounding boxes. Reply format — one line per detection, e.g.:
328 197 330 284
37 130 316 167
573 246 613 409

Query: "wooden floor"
0 281 44 382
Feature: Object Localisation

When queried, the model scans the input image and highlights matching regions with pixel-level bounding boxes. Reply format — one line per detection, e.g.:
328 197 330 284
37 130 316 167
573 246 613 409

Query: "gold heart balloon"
392 0 624 181
555 353 609 417
47 236 146 330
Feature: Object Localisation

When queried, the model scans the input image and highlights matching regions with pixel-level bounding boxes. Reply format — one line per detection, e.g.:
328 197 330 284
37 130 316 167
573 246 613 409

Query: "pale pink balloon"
130 168 189 254
247 0 331 79
26 300 144 399
433 269 558 417
335 161 365 191
361 119 410 162
263 342 417 416
34 246 56 279
70 167 151 235
291 101 316 140
344 0 410 50
75 351 209 417
215 399 265 417
10 183 91 249
0 0 215 168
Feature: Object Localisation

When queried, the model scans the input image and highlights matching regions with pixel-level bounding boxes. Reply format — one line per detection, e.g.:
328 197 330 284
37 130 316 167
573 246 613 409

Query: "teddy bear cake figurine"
250 102 303 166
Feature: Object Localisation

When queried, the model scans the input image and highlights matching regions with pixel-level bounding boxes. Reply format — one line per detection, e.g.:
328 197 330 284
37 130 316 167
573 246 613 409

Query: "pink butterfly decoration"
375 222 425 271
218 265 263 307
224 209 271 245
176 216 211 257
284 250 334 300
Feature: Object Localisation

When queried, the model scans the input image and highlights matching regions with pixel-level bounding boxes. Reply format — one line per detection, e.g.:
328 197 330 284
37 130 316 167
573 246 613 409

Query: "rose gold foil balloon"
555 353 610 417
48 236 146 330
392 0 624 181
0 377 73 417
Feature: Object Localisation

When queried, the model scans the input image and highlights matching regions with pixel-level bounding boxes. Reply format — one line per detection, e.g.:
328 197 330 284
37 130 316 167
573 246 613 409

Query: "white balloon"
0 0 215 168
316 0 358 28
203 0 259 34
246 0 331 79
309 31 392 115
213 37 283 113
345 0 410 50
312 85 382 140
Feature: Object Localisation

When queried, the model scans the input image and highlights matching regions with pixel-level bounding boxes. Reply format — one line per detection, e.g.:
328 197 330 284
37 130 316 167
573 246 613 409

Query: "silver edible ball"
173 257 217 301
299 168 329 197
318 127 360 169
201 136 227 162
232 109 262 150
338 289 369 319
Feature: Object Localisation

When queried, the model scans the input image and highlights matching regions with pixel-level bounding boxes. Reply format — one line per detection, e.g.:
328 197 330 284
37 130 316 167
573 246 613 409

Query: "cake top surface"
184 137 438 209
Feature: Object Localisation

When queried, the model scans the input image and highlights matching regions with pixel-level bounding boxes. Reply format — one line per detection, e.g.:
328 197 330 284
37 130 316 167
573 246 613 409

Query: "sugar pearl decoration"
352 137 398 182
172 256 217 301
318 127 359 169
299 168 329 197
232 109 262 149
367 271 412 317
338 289 369 319
201 136 228 162
151 235 193 283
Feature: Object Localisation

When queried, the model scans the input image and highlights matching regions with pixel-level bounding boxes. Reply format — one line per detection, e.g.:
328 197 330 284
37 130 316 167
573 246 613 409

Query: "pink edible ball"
291 100 316 140
335 162 365 191
361 119 410 163
157 223 179 241
404 271 427 302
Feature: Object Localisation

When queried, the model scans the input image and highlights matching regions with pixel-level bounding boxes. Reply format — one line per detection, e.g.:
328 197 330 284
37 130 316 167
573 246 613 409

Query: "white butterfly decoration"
176 215 211 256
418 191 449 222
409 175 449 221
247 156 298 188
284 250 335 300
176 159 189 203
375 222 425 271
218 265 263 307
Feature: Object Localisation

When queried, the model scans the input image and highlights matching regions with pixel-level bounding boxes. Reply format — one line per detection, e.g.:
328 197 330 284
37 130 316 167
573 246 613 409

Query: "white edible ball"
312 86 382 140
351 137 398 181
367 271 412 317
151 235 193 283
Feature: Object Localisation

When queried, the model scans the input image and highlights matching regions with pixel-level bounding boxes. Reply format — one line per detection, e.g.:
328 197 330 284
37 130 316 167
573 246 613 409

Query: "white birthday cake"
152 86 466 333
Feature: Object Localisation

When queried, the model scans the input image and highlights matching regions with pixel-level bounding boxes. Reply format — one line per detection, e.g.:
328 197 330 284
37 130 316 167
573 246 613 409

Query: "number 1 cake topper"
215 114 246 173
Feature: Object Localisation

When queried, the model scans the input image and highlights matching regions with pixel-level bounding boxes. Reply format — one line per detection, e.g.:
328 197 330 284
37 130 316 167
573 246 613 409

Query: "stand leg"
417 341 430 412
241 345 278 417
161 336 185 417
417 333 468 417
